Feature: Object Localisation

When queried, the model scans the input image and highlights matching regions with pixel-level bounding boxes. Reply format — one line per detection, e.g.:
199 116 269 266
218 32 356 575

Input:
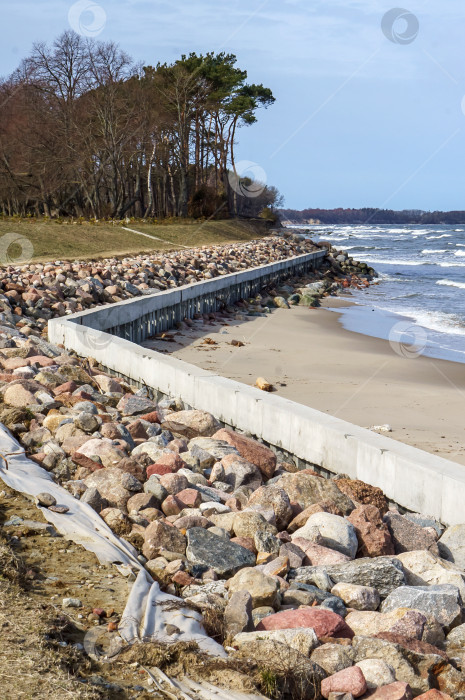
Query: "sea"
287 224 465 364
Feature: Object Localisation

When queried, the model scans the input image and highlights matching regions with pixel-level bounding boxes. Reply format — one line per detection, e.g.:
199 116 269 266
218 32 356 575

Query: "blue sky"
2 0 465 210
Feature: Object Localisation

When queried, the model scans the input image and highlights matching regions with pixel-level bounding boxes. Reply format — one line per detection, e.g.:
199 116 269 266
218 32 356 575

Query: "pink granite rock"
256 607 354 639
321 666 367 699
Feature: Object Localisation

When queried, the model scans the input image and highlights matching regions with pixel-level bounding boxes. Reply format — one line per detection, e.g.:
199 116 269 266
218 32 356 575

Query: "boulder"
351 636 429 695
221 454 262 490
162 410 220 438
228 567 280 609
83 467 134 509
233 511 277 539
4 383 36 407
100 507 131 536
77 438 126 468
246 485 293 530
384 512 439 556
331 583 380 611
345 609 426 640
277 472 354 515
289 557 406 597
256 607 354 639
126 493 159 513
142 520 187 560
439 525 465 570
116 394 157 416
335 478 389 514
131 442 169 462
321 666 367 699
367 682 413 699
347 505 394 557
224 591 253 638
189 437 239 461
381 584 463 631
355 658 396 690
396 550 465 599
292 539 351 566
186 527 256 577
293 512 358 559
233 628 319 656
213 428 276 479
311 643 354 675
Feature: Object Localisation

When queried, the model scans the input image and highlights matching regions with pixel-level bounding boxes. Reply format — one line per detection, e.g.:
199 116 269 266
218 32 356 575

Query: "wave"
426 234 452 239
439 262 465 267
436 279 465 289
400 309 465 337
362 257 431 266
455 250 465 256
421 249 448 254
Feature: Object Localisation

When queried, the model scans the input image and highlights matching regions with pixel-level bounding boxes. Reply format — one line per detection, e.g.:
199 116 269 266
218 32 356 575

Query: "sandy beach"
144 299 465 466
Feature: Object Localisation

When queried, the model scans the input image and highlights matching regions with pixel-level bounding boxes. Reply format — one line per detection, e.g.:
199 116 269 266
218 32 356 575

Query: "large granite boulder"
213 428 276 479
186 527 255 576
277 472 354 515
293 512 358 559
381 584 463 631
289 557 406 597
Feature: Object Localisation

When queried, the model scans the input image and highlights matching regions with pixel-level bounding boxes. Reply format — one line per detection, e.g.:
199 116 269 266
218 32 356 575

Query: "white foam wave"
399 309 465 337
426 234 452 239
362 257 429 266
421 249 448 254
455 250 465 256
439 262 465 267
436 279 465 289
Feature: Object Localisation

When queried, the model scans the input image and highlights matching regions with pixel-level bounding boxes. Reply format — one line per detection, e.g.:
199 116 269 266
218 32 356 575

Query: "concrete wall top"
48 249 465 526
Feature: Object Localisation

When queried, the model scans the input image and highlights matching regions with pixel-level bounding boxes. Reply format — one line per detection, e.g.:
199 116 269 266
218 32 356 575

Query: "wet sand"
143 300 465 466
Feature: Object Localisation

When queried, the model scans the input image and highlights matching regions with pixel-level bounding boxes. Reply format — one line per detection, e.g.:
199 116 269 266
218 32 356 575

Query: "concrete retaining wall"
48 251 465 526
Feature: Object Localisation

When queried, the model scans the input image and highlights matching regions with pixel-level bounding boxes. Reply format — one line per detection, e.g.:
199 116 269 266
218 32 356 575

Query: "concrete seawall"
48 251 465 526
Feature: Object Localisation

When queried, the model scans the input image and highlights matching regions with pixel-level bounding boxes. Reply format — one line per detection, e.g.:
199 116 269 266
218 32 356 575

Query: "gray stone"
62 597 83 608
331 582 380 611
404 513 444 538
293 512 358 559
355 659 396 690
311 643 354 675
189 437 238 460
36 492 57 508
221 455 262 491
143 477 168 503
351 635 437 696
74 411 101 434
381 584 463 630
277 472 354 514
254 530 280 555
252 606 275 627
246 485 293 530
116 394 157 416
384 512 439 555
224 591 253 638
186 527 255 577
80 486 107 513
439 525 465 570
289 557 406 597
233 628 319 656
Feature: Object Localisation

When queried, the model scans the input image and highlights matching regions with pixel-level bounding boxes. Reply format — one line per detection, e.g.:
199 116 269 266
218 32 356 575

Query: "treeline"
0 31 281 220
280 208 465 225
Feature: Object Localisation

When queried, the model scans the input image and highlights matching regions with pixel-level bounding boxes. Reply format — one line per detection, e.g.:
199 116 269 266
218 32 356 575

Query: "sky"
2 0 465 211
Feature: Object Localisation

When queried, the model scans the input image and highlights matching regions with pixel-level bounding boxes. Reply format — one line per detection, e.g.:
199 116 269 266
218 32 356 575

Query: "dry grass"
0 544 101 699
0 218 269 264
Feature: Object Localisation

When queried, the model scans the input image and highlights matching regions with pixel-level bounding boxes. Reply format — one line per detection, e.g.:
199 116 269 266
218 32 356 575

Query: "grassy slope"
0 219 270 264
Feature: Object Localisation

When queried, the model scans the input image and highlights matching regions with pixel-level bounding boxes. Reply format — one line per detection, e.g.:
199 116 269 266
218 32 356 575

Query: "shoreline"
143 299 465 467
